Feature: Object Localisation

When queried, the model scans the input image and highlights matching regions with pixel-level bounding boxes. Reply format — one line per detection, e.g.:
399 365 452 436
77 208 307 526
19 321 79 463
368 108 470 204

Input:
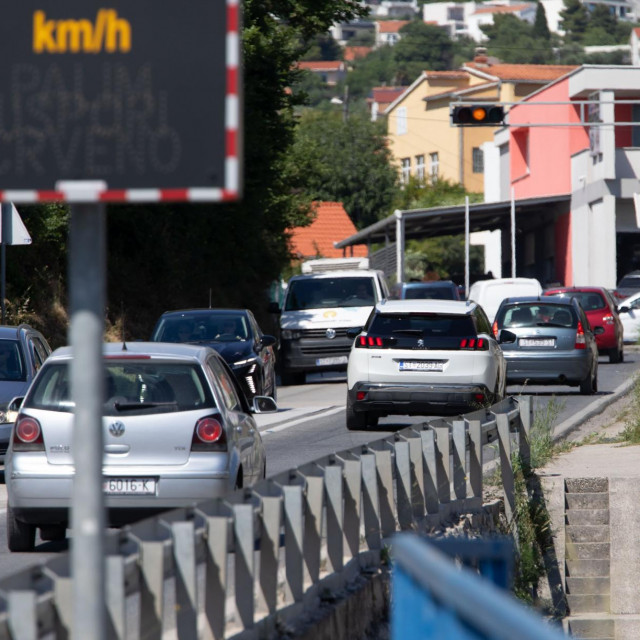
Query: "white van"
271 258 390 385
468 277 543 323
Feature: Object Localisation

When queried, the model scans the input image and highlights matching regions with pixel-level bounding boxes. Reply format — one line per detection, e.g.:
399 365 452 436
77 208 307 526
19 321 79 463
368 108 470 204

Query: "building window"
632 105 640 147
396 106 407 135
401 158 411 184
415 155 425 182
429 152 439 182
448 6 464 20
472 147 484 173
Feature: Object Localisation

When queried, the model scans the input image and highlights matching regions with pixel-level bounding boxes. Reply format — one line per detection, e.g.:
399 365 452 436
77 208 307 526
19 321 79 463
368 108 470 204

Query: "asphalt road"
0 347 639 579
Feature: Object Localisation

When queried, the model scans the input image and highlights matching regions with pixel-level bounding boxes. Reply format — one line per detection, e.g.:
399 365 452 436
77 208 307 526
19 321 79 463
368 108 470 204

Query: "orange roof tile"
371 86 405 102
465 62 577 82
288 202 367 260
298 61 345 72
344 46 372 61
377 20 410 33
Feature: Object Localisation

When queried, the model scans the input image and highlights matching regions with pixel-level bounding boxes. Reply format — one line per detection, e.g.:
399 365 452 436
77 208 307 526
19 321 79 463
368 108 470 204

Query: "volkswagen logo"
109 421 125 437
326 328 336 339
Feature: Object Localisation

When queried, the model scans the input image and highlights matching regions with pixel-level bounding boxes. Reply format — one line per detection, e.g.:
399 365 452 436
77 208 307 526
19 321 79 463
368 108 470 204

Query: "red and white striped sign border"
1 0 240 204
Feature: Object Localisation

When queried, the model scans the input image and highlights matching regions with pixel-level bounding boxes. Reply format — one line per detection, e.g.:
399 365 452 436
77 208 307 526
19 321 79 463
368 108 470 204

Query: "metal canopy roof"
334 194 571 248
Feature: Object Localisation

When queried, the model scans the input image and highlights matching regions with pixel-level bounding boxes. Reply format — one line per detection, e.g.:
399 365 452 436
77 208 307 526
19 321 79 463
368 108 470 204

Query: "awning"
334 193 571 247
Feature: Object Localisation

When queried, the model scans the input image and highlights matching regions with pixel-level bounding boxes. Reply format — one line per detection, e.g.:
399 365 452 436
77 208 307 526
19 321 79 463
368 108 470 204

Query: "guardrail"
0 396 533 640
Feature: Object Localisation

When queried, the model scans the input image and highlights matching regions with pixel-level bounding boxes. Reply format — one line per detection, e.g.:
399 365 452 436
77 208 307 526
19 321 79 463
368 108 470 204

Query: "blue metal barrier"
392 533 568 640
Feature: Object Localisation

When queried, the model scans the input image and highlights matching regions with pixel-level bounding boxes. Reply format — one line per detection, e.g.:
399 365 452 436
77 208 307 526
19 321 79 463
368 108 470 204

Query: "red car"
544 287 624 363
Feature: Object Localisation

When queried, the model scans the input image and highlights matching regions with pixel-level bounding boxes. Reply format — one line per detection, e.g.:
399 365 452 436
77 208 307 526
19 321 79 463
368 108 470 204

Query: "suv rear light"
191 415 227 451
492 321 499 338
356 335 385 348
460 337 488 350
575 321 586 349
13 415 45 452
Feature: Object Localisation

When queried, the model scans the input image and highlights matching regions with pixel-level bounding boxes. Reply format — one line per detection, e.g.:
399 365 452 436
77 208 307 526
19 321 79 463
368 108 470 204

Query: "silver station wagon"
5 342 276 551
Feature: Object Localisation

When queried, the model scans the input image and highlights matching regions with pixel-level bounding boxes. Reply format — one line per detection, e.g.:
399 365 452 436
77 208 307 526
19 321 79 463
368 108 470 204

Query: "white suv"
346 299 507 430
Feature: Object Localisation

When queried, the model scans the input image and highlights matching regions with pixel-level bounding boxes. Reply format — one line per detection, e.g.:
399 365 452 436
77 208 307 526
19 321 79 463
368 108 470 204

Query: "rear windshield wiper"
113 401 178 411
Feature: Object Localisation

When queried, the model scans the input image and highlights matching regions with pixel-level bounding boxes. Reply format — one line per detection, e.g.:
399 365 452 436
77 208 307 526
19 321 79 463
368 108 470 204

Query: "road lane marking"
260 406 344 435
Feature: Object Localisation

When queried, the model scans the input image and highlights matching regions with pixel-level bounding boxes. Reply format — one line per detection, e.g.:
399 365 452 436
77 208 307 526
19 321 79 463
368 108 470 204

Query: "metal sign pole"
0 203 6 324
465 196 470 298
511 188 516 278
68 194 106 640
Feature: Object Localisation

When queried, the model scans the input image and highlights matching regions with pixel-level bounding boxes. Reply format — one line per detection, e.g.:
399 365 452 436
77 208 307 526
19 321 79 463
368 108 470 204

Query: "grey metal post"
518 395 533 469
452 419 467 501
69 198 106 640
0 202 6 324
395 210 404 283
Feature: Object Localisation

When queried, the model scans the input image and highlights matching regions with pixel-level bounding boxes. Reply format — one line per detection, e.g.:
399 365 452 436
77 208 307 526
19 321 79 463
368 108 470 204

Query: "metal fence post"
233 502 256 630
324 462 344 574
420 426 440 515
8 591 37 640
432 422 451 508
198 500 231 640
467 419 483 502
452 420 467 501
282 483 305 603
517 395 532 469
394 438 414 530
371 443 397 537
105 556 126 640
172 520 198 639
361 452 382 553
337 452 362 563
496 412 516 528
403 430 426 519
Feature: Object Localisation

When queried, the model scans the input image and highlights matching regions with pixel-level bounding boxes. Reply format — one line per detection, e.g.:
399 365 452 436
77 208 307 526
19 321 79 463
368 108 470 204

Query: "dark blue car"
150 309 277 401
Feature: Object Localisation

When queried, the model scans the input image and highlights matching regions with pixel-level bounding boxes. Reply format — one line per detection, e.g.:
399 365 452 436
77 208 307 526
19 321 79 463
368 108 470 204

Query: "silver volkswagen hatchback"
5 342 276 551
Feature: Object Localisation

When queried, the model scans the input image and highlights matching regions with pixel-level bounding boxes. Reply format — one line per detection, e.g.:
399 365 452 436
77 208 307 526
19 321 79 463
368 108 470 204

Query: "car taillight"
492 321 499 338
356 335 383 348
602 314 614 325
460 337 488 350
575 321 586 349
191 415 227 451
13 415 45 451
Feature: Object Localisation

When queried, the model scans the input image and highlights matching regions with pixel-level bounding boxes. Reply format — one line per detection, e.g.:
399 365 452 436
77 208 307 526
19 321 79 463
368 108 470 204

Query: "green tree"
482 14 554 64
301 33 344 61
393 21 455 81
559 0 589 43
533 3 551 41
285 110 399 229
346 46 398 102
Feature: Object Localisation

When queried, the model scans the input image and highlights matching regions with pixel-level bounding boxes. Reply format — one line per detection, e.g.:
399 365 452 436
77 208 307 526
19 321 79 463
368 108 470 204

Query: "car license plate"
103 477 156 495
399 360 444 372
316 356 348 366
519 338 555 347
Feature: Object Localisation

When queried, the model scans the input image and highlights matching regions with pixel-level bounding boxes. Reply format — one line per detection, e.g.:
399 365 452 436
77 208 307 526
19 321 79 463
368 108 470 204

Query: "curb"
552 373 638 443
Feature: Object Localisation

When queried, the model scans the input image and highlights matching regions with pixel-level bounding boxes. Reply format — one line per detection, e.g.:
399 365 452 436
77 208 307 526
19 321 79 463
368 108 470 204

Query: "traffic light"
451 104 505 126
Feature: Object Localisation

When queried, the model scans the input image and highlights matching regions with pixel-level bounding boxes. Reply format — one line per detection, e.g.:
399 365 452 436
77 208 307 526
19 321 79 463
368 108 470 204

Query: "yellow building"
385 56 576 194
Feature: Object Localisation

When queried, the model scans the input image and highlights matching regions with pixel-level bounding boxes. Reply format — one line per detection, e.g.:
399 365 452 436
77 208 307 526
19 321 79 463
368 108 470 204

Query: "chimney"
474 46 489 66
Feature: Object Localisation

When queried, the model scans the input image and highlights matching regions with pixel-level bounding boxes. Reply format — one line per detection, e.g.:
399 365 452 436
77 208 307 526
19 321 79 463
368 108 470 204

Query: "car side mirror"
346 327 363 339
267 302 281 314
499 329 517 344
618 305 630 313
252 396 278 413
260 335 277 347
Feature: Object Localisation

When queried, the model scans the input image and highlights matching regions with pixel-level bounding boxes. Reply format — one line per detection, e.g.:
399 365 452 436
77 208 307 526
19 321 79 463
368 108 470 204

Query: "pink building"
486 65 640 288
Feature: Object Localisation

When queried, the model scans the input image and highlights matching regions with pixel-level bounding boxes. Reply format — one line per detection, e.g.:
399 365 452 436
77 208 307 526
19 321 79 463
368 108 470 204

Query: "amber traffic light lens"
471 107 487 121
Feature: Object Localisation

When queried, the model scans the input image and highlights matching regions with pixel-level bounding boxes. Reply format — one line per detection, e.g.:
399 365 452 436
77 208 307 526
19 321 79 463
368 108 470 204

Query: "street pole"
465 196 470 298
66 184 107 640
511 188 516 278
0 203 6 325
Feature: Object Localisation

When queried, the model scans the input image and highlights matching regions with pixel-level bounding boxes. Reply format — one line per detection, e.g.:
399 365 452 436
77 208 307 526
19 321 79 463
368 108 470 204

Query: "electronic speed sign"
0 0 241 203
